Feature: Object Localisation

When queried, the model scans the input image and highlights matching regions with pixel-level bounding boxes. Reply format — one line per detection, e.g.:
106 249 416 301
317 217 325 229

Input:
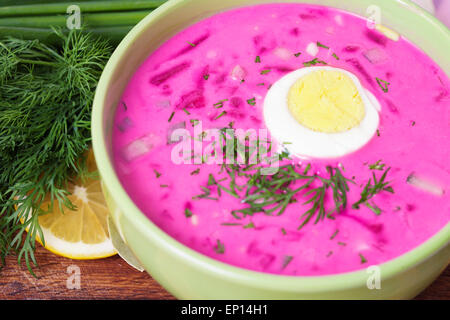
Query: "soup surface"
112 4 449 275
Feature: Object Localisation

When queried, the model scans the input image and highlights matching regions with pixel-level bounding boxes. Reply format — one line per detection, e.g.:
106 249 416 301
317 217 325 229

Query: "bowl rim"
92 0 450 292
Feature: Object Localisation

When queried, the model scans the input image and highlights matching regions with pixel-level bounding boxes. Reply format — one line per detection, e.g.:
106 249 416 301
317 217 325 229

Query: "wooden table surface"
0 243 448 300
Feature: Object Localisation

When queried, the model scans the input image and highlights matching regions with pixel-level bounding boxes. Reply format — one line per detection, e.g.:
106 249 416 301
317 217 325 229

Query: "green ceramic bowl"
92 0 450 299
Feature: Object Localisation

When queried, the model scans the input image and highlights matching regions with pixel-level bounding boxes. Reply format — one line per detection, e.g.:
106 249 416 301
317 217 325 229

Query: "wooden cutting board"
0 243 448 300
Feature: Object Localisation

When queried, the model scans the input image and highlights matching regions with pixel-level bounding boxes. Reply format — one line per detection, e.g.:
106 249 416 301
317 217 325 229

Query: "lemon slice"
31 151 116 259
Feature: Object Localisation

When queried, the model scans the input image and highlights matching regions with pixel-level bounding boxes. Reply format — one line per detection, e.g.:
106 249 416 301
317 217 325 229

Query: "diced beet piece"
290 28 300 36
345 58 374 86
176 90 206 109
117 117 133 132
246 241 261 256
365 30 388 46
273 65 294 73
162 84 173 96
184 202 193 210
343 45 360 52
250 115 261 124
150 61 191 86
253 34 277 55
435 88 449 102
385 99 399 114
368 223 383 234
259 254 276 270
253 35 262 46
299 13 316 19
228 109 246 119
230 97 244 108
171 33 210 58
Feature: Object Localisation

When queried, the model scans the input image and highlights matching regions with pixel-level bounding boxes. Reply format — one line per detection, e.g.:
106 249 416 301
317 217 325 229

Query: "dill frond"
0 29 112 274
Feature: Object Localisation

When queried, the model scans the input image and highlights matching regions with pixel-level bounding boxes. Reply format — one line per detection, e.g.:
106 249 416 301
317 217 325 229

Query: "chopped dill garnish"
352 167 394 213
243 222 255 229
203 74 210 80
247 97 256 106
366 201 382 215
193 186 218 201
337 241 347 246
281 228 287 235
190 119 200 127
376 77 390 93
221 222 242 226
214 111 227 120
359 253 368 264
160 184 169 188
332 53 340 60
261 69 271 75
317 41 329 49
368 160 386 171
303 58 327 66
377 129 381 137
255 56 261 63
168 111 175 122
326 251 334 258
282 256 294 269
294 52 302 57
298 166 354 230
187 41 196 47
330 229 339 240
183 108 191 115
303 163 311 175
184 208 193 218
214 240 225 254
153 169 162 178
191 168 200 175
122 101 128 111
208 174 216 186
213 99 228 108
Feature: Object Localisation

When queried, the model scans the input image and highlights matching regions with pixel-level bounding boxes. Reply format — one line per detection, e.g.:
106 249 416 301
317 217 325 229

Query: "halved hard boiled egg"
263 66 380 158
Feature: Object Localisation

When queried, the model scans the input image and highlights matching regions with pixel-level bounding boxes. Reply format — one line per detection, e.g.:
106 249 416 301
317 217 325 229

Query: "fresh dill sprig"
352 167 394 214
0 29 112 274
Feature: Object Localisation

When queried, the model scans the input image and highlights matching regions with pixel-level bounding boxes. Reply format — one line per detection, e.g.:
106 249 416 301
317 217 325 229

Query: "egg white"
263 66 381 159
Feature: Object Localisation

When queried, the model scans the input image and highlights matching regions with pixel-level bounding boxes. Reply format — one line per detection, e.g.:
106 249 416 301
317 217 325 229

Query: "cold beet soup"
111 3 449 275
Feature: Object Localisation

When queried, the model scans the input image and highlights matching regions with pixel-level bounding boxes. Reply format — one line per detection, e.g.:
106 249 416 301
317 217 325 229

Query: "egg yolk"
288 70 365 133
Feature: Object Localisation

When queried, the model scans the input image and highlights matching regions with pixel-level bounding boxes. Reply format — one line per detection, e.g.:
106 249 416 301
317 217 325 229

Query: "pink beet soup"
111 4 449 275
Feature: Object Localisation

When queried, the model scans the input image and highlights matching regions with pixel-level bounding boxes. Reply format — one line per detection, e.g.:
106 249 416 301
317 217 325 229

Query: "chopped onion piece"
155 99 171 108
363 48 388 64
122 133 159 162
334 14 344 26
273 47 292 60
407 173 445 196
230 65 247 81
306 42 319 57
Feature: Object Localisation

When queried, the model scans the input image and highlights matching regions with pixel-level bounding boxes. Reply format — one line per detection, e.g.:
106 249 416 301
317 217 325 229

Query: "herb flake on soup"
112 4 450 276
